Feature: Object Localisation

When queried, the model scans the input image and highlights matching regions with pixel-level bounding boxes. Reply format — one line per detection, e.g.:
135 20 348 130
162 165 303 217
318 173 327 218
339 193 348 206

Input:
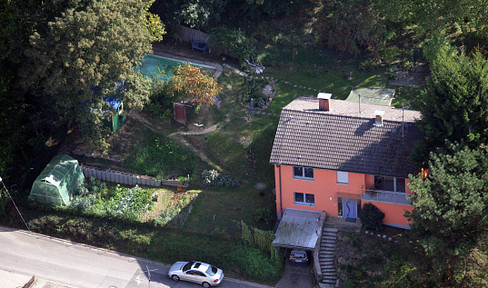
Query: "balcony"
361 189 412 206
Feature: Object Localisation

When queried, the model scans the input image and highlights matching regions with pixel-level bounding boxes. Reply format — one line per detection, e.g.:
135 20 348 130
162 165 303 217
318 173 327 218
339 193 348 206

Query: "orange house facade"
270 95 422 229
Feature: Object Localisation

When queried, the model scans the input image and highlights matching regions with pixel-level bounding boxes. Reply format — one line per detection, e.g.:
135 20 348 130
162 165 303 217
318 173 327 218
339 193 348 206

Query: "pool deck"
151 49 223 79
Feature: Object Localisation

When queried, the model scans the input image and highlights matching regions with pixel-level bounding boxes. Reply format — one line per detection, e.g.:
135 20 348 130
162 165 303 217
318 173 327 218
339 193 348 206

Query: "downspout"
278 164 283 218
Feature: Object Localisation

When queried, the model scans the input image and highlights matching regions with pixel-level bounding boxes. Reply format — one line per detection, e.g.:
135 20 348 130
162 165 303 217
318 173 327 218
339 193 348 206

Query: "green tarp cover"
29 154 85 206
345 88 395 106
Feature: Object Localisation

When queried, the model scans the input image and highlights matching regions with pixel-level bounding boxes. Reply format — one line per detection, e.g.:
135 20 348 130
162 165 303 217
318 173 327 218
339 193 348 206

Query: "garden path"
129 112 224 172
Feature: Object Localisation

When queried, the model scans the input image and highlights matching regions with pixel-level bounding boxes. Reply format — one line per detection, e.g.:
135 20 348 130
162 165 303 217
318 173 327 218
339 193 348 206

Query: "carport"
272 209 326 251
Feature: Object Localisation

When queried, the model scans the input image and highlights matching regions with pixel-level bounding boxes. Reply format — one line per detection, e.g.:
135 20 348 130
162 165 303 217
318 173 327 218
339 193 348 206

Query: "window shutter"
337 171 349 184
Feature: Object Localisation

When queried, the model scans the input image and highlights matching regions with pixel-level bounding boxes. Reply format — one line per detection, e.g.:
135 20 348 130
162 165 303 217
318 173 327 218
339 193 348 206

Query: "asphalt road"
0 226 272 288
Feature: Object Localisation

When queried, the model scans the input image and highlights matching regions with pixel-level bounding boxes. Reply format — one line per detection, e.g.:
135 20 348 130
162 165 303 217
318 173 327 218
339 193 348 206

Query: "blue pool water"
137 54 215 80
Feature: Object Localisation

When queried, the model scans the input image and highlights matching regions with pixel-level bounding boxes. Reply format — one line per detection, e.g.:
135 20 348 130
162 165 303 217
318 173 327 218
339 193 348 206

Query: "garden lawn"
183 184 277 238
123 127 195 179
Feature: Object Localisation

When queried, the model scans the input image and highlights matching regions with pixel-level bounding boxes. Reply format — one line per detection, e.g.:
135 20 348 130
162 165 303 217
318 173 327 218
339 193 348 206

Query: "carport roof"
272 209 325 250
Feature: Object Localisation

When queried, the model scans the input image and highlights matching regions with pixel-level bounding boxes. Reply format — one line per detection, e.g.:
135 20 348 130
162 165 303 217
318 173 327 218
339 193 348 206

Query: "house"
269 94 422 229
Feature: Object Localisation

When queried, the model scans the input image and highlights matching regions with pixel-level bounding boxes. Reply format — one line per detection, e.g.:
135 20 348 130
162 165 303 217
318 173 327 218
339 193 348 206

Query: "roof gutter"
278 164 283 219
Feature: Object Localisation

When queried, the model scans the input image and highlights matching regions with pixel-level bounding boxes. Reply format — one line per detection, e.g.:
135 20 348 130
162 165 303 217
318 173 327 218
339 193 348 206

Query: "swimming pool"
137 54 216 79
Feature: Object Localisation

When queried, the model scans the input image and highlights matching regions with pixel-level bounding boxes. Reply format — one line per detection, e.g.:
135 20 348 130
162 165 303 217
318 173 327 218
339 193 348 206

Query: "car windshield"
206 265 218 276
183 262 194 271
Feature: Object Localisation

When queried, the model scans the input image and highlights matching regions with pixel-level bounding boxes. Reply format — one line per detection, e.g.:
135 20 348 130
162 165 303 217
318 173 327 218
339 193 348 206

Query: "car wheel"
202 282 211 288
171 275 180 282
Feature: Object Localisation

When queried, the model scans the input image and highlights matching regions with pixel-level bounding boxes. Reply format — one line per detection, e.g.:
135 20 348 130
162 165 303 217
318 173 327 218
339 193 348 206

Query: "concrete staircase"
319 227 338 287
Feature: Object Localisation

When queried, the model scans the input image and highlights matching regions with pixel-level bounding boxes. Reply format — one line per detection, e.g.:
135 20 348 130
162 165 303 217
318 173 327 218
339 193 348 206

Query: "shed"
345 88 395 106
29 155 85 206
105 98 126 132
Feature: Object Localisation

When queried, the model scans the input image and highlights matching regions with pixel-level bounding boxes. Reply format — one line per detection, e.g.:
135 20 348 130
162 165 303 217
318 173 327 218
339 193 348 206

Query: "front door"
342 198 358 219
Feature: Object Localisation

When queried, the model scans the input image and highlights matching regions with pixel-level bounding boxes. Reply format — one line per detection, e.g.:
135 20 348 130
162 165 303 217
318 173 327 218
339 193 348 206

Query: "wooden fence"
174 24 210 43
81 165 188 189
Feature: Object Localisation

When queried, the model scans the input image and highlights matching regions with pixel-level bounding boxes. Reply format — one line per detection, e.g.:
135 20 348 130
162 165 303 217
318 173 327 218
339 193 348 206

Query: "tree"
150 0 228 30
20 0 164 149
375 0 488 44
210 27 257 67
411 47 488 166
407 144 488 287
169 63 222 109
310 0 393 58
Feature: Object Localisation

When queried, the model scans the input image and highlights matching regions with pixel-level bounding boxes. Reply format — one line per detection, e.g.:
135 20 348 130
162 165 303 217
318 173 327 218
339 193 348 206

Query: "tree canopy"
169 63 222 108
411 45 488 166
375 0 488 41
19 0 164 148
408 144 488 286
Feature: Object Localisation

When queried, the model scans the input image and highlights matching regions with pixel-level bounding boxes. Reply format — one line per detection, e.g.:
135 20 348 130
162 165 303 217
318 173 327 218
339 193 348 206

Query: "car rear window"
206 265 218 276
291 251 306 258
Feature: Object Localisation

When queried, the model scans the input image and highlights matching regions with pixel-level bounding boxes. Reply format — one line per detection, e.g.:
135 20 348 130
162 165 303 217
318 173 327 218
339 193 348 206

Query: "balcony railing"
361 189 412 206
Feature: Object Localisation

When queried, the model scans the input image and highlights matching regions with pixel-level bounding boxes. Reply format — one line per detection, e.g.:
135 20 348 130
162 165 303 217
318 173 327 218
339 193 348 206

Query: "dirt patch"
389 63 428 88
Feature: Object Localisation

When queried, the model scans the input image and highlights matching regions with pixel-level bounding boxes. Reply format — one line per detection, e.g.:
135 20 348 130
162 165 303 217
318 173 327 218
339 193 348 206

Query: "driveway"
275 257 316 288
0 226 271 288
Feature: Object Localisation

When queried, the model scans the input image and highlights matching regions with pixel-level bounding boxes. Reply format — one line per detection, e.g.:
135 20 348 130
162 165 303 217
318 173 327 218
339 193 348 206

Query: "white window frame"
293 166 314 180
294 192 315 206
337 171 349 185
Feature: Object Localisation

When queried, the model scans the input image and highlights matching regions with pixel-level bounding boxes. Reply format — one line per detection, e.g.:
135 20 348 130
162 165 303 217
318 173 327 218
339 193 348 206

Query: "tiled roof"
269 97 422 178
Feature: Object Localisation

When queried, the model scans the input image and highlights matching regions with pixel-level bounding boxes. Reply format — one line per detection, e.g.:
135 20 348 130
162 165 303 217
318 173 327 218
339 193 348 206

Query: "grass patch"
184 185 276 238
123 127 195 179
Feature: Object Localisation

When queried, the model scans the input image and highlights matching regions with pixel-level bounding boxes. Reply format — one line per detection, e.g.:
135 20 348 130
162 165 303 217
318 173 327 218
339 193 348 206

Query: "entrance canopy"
272 209 325 250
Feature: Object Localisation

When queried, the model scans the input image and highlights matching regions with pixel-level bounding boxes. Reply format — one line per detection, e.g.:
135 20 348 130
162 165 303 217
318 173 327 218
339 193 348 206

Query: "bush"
241 220 253 245
73 185 155 221
254 207 274 225
230 246 282 281
241 77 268 107
144 77 177 118
359 203 385 232
84 177 107 195
200 169 240 189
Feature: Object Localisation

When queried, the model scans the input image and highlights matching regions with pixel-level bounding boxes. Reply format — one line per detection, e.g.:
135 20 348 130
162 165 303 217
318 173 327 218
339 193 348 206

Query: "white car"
168 261 224 287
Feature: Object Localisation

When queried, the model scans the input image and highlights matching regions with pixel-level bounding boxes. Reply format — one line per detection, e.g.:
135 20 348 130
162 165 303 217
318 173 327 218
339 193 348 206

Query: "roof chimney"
374 110 384 126
317 93 332 111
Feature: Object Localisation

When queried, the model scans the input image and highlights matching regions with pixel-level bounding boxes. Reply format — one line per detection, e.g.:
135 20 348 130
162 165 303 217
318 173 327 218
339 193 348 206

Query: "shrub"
75 185 155 221
84 177 107 195
230 246 282 281
359 203 385 232
240 220 253 245
241 77 268 107
144 77 176 118
71 194 97 211
253 227 275 256
254 207 274 225
200 169 240 188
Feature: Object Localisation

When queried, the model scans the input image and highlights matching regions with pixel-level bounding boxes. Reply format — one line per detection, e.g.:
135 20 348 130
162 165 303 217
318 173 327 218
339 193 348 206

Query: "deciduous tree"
20 0 164 149
169 63 221 109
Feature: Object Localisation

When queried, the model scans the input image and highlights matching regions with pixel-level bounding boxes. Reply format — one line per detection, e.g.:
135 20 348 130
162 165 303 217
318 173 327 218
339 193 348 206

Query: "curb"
1 226 275 288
